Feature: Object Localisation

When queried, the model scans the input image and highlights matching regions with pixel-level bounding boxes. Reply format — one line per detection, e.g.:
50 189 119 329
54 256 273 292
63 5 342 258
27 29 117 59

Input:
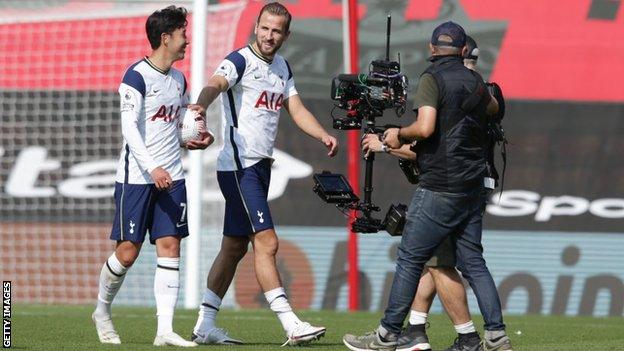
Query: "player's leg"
192 235 247 344
240 159 325 345
250 228 326 346
191 166 258 345
93 182 151 344
150 179 196 347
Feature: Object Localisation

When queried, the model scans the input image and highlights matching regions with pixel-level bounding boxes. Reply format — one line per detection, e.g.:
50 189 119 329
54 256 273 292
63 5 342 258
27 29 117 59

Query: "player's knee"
155 236 181 257
115 248 140 267
254 235 278 257
223 241 248 262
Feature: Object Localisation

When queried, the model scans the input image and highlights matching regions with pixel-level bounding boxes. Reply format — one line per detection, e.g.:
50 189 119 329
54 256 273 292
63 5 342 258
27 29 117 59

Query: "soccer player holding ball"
92 6 211 347
189 2 338 346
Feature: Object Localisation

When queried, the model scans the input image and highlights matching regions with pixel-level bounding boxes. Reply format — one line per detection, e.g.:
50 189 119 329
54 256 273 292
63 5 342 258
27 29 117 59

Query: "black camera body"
312 15 412 236
330 59 408 130
383 203 407 236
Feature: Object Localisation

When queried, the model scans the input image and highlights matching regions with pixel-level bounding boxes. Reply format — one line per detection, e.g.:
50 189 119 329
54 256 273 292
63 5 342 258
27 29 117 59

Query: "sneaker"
482 335 513 351
153 332 198 347
282 321 326 346
396 324 431 351
445 332 482 351
92 311 121 344
191 327 243 345
343 330 397 351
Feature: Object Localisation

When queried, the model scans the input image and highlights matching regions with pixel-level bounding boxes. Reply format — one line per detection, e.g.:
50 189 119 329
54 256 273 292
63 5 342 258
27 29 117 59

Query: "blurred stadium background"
1 0 623 328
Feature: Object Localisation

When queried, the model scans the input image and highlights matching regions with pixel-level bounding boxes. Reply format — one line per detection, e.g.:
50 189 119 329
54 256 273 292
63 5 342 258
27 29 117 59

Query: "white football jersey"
213 45 298 171
115 58 188 184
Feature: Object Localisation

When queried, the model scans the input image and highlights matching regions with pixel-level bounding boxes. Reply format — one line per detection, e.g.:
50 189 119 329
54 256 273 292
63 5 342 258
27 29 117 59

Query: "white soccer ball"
177 108 206 146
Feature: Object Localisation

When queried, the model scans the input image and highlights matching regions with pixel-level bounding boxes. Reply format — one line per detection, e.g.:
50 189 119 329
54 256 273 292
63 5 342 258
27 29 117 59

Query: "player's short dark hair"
257 2 292 32
146 5 188 50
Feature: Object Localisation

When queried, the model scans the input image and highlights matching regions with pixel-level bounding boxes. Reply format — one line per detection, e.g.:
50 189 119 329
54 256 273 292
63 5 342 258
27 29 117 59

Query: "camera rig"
313 15 409 236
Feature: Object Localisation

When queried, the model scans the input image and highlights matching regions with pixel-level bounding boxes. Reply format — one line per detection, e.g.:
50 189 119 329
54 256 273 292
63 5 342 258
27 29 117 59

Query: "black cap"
464 35 479 60
431 21 466 48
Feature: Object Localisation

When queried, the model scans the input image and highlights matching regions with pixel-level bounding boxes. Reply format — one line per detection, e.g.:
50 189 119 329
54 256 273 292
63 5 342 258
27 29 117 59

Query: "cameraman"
359 35 494 351
344 22 512 351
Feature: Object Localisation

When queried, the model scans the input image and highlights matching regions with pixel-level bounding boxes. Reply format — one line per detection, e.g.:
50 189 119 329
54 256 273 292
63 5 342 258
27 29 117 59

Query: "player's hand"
186 132 214 150
187 104 206 116
321 134 338 157
361 133 383 157
383 128 402 149
151 167 173 191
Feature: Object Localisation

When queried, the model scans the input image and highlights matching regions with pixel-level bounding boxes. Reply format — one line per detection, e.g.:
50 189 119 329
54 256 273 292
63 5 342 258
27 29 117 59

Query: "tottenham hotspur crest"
257 210 264 223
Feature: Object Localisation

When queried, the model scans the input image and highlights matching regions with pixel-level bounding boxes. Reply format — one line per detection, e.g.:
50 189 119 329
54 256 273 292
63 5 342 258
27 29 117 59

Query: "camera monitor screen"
313 172 359 204
316 173 352 193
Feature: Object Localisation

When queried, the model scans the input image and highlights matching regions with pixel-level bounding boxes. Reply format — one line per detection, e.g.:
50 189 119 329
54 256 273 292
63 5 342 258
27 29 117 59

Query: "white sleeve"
119 84 159 173
213 59 239 89
285 76 298 98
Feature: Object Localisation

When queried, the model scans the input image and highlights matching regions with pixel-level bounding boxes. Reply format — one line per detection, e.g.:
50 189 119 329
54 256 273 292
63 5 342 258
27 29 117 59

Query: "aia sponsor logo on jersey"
254 91 284 111
151 105 181 122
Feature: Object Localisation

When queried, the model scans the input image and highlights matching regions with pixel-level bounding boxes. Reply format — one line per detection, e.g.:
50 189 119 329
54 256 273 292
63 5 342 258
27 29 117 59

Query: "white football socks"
409 310 428 326
265 287 301 334
455 320 476 334
193 289 222 334
95 253 128 316
154 257 180 336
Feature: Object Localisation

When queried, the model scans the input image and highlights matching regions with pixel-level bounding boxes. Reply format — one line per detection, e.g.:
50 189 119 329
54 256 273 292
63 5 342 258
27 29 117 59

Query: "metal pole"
344 0 360 311
184 0 207 309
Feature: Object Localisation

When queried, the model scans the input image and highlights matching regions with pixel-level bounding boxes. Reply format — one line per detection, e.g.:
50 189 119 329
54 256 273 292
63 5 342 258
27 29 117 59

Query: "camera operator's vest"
415 55 488 193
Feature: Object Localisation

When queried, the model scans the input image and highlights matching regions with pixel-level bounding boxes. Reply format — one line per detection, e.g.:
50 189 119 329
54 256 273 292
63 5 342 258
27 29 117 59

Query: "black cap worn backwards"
430 21 466 48
464 35 479 60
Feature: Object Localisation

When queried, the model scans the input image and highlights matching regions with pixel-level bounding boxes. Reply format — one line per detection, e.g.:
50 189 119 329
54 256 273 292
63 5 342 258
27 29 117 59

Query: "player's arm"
119 83 171 189
195 75 229 110
194 52 245 112
186 78 226 150
283 94 338 157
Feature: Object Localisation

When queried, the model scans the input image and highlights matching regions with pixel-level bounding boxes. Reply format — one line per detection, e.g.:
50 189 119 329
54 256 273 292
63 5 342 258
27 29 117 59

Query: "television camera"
313 15 411 236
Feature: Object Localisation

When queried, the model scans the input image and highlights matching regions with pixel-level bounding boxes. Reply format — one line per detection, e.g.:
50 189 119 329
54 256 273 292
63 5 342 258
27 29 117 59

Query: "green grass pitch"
10 304 624 350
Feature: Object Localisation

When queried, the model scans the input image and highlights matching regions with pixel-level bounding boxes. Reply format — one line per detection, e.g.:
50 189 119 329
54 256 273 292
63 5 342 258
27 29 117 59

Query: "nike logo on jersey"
176 222 187 228
255 91 284 111
146 89 160 97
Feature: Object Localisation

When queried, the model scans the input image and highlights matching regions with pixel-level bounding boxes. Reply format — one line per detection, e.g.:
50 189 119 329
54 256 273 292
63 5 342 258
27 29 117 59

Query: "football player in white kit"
91 6 212 347
189 2 338 346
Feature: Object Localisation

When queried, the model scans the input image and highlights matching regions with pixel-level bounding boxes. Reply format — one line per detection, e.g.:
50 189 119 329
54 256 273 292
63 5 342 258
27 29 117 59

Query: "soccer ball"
177 108 206 146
